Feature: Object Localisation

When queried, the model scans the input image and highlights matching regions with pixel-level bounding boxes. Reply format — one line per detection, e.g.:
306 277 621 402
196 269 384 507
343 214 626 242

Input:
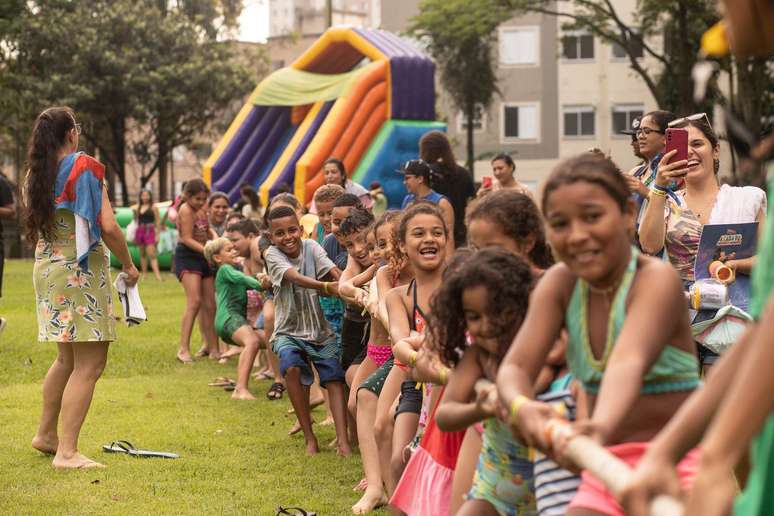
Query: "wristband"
323 282 330 294
509 395 529 424
648 188 666 200
438 367 449 385
652 183 670 193
408 350 418 367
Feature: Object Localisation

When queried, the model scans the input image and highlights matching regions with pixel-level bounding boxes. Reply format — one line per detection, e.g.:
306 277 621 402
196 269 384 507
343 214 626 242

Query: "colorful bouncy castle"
203 27 444 208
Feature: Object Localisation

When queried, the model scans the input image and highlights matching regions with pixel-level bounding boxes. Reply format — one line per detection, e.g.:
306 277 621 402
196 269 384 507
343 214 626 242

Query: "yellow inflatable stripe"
292 28 387 71
202 101 255 186
259 101 326 206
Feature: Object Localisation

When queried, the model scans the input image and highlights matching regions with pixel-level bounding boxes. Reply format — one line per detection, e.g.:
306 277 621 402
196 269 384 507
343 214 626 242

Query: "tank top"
565 247 700 394
408 279 427 333
138 207 154 225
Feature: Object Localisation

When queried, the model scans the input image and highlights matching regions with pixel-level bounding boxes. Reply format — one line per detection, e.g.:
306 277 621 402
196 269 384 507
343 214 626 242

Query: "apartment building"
382 0 659 190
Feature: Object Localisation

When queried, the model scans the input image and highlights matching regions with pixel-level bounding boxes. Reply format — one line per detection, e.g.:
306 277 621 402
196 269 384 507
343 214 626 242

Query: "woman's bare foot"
351 489 388 514
231 389 256 401
352 478 368 492
31 434 58 455
52 452 105 469
176 351 194 364
306 437 319 456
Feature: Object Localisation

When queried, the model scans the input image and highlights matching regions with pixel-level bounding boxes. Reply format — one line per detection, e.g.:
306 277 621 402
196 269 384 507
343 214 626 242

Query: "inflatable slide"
204 27 443 208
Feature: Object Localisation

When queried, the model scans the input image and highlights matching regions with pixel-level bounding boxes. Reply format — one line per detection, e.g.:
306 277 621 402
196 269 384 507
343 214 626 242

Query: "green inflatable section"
109 206 177 270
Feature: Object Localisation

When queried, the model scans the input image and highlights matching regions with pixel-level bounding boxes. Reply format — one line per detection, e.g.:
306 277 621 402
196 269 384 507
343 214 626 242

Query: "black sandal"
275 507 316 516
267 382 285 400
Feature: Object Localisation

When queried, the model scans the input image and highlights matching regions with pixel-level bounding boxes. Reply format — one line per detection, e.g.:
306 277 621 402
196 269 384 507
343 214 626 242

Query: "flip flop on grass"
208 377 235 387
275 506 317 516
102 440 179 459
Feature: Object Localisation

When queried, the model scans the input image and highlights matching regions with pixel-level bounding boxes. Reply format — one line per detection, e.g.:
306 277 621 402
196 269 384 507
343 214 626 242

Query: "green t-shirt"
735 162 774 516
214 263 261 332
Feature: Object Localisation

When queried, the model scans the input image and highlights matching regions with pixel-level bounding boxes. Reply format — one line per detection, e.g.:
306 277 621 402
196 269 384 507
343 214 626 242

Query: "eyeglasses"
669 112 712 129
635 127 663 137
73 123 82 135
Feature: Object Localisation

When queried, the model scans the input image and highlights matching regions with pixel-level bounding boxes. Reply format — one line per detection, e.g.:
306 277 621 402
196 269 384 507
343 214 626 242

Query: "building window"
502 103 539 142
612 34 645 59
457 105 486 134
612 104 645 135
499 27 539 66
562 31 594 60
563 106 595 137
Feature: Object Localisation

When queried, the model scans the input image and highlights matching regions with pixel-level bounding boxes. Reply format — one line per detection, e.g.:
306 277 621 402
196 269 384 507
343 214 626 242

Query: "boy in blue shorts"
264 205 351 456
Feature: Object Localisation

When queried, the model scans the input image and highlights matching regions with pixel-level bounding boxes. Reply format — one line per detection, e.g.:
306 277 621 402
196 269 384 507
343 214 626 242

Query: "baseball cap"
397 159 431 178
620 116 642 136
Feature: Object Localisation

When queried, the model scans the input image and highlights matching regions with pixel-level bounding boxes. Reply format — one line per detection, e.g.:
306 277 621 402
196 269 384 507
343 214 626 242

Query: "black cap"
620 116 642 135
397 159 431 179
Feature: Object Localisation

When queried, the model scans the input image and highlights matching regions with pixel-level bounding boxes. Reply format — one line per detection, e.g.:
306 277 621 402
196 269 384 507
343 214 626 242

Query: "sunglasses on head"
669 112 712 129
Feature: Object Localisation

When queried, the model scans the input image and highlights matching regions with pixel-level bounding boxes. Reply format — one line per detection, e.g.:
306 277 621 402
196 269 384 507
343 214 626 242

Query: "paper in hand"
114 272 147 326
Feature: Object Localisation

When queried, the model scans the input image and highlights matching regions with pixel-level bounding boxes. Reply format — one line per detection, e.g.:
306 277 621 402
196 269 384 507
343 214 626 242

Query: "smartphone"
482 176 493 189
665 128 688 165
665 127 688 190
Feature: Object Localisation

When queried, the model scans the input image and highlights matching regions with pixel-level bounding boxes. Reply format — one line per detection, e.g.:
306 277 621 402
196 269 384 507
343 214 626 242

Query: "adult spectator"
476 153 535 201
624 111 677 222
0 171 15 334
25 107 139 469
208 192 230 237
369 181 387 218
398 159 455 256
639 113 766 283
620 115 645 163
418 131 474 247
322 158 372 209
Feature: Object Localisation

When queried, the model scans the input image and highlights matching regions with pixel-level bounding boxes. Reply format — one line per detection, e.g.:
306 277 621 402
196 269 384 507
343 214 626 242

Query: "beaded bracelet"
649 188 667 200
652 183 670 193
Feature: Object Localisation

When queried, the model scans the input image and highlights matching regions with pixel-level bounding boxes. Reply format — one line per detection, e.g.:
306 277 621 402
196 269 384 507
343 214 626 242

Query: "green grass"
0 260 379 515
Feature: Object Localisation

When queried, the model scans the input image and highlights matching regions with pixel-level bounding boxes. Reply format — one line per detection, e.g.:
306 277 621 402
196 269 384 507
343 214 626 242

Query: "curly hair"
430 248 534 367
22 107 77 246
339 207 374 237
313 183 345 204
466 190 554 269
373 210 406 273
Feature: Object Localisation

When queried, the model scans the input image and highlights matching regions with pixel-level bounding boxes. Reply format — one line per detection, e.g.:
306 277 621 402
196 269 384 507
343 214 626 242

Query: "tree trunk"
465 101 475 173
158 138 169 201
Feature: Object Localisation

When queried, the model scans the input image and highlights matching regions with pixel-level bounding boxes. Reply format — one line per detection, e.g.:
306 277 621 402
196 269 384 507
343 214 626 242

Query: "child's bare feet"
194 347 208 358
352 478 368 491
336 442 352 457
288 419 314 436
31 434 58 455
208 352 222 361
328 437 338 449
319 416 335 426
52 452 105 469
287 397 325 414
351 488 387 514
221 346 242 359
176 351 194 363
231 389 256 401
305 437 319 455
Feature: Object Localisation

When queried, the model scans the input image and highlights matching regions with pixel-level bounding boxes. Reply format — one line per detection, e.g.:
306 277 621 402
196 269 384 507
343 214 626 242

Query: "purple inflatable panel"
211 106 266 185
268 101 334 198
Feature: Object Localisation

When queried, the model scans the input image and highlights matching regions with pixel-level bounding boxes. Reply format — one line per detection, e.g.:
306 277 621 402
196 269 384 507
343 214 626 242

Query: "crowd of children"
161 115 773 515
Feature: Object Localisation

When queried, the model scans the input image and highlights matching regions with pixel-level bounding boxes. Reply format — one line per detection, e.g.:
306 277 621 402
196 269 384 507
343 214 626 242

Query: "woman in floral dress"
24 107 139 469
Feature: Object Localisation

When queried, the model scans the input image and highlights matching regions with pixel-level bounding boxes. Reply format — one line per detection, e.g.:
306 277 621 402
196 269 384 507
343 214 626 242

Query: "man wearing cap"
621 116 645 163
398 159 456 253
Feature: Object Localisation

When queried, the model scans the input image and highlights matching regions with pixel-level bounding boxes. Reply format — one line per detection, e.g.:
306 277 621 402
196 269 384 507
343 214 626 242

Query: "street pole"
326 0 332 28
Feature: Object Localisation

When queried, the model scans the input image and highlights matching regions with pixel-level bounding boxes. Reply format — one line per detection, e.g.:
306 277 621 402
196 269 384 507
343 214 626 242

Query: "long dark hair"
22 107 76 245
430 249 533 367
240 184 261 210
324 157 347 186
419 131 457 173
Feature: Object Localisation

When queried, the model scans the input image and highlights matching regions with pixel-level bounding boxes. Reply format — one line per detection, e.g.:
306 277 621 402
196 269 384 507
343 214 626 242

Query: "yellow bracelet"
408 350 418 367
649 187 667 199
438 367 449 385
509 395 529 424
323 282 329 294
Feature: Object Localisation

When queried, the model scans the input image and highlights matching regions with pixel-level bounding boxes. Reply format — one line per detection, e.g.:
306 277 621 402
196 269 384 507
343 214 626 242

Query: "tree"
407 0 512 171
503 0 721 115
1 0 257 204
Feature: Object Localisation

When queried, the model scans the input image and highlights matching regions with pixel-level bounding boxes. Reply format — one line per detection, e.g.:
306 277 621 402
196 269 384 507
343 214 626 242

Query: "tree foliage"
0 0 261 203
407 0 512 171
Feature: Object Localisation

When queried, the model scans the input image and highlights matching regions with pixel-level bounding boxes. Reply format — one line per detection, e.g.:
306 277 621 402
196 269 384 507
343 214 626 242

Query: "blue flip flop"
102 440 179 459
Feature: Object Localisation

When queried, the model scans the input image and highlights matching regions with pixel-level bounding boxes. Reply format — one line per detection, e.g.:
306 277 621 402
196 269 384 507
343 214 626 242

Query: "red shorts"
568 442 700 516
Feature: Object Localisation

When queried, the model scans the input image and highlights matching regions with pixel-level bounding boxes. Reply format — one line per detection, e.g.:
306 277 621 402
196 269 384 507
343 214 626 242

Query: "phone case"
665 128 689 164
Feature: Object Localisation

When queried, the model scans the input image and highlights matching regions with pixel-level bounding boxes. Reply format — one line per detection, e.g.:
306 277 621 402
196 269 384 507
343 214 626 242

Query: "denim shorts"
275 336 345 387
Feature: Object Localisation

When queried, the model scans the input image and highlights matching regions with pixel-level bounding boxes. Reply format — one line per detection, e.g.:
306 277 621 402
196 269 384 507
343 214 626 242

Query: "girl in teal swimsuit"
497 153 700 516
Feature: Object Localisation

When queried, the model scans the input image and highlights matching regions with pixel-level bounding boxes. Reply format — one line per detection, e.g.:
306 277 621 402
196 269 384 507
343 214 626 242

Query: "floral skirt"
33 210 116 342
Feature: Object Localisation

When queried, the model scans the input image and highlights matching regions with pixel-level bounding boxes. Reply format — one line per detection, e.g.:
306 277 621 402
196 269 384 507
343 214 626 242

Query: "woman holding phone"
638 114 766 284
476 153 534 201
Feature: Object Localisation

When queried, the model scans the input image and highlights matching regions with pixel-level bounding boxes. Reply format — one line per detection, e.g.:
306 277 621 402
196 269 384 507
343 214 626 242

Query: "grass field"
0 260 379 515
